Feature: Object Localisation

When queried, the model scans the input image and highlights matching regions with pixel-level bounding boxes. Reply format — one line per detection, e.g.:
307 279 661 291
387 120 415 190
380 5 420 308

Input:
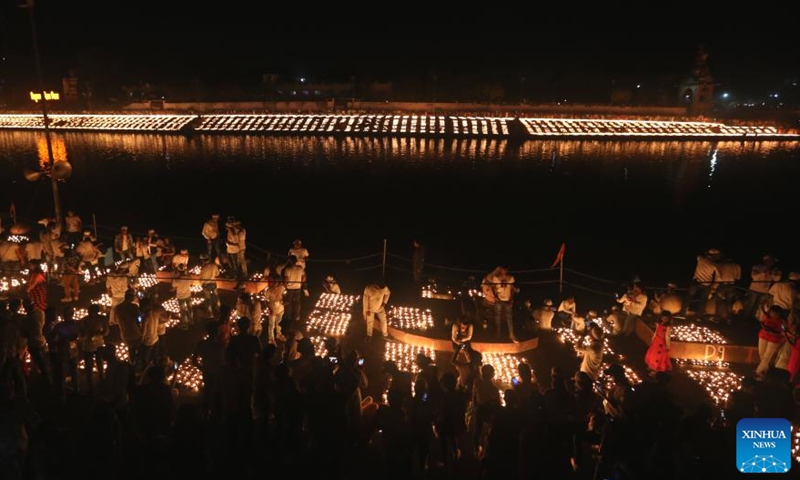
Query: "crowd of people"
1 214 799 479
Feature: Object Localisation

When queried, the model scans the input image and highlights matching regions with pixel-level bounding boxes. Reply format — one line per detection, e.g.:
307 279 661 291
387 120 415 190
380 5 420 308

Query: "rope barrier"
563 267 619 285
563 281 617 297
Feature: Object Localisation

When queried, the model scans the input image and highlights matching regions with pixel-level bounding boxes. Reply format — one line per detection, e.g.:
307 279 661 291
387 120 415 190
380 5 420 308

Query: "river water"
0 131 798 297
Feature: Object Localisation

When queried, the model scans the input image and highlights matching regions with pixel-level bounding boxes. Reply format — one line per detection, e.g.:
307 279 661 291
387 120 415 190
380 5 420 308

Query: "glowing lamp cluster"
91 293 112 308
675 358 731 368
305 309 352 337
161 296 205 314
482 353 528 389
0 114 195 132
555 327 616 356
0 276 26 293
387 306 434 331
173 358 204 391
684 368 742 406
305 293 360 337
383 342 436 375
7 235 29 243
115 343 130 363
671 323 728 344
599 362 642 393
315 293 361 312
518 117 791 138
309 336 330 358
195 114 511 138
137 273 158 289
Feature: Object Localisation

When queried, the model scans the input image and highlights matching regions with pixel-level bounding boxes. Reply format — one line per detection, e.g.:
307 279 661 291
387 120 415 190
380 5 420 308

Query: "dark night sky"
1 1 797 100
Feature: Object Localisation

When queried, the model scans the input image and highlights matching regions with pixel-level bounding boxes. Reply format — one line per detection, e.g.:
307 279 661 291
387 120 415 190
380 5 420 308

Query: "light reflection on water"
0 130 797 286
0 131 794 165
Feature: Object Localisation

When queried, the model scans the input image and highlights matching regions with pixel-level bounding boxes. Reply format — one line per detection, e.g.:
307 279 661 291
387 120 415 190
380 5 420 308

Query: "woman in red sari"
645 311 673 374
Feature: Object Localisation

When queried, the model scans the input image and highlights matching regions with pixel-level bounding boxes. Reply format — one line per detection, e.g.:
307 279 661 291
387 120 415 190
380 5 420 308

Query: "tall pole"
382 238 387 279
559 252 564 294
25 0 62 226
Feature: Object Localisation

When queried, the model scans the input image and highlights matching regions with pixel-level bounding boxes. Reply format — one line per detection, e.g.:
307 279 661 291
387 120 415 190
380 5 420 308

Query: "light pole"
22 0 62 226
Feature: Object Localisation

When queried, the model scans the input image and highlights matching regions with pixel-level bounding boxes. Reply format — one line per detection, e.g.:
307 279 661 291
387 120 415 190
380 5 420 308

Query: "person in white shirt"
534 299 556 330
236 292 263 337
202 214 221 261
713 257 741 323
688 249 720 316
266 274 287 345
199 254 220 317
487 266 517 341
363 279 391 342
106 262 130 326
225 220 247 279
575 323 604 380
288 239 310 270
64 210 82 246
745 255 779 321
617 283 648 336
322 275 342 294
556 296 577 329
172 263 198 330
769 272 798 323
282 255 308 326
114 225 134 262
651 282 684 316
172 249 190 272
225 218 241 278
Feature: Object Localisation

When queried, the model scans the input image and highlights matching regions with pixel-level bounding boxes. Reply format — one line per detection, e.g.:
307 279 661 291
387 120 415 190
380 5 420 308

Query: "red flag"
551 243 565 268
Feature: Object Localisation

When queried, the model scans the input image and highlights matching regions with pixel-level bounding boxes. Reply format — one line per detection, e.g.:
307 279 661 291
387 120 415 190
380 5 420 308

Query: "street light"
20 0 64 226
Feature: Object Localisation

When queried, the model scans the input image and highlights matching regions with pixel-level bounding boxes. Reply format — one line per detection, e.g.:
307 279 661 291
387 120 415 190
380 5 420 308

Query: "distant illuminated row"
0 114 195 132
196 114 512 137
518 118 791 138
0 114 795 139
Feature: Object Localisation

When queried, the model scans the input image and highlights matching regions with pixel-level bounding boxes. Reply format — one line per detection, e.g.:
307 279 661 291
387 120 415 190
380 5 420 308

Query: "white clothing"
173 276 196 300
365 309 388 337
65 215 82 233
172 252 189 270
283 265 305 291
577 341 604 380
76 241 99 263
693 255 717 285
199 263 220 283
202 220 219 241
25 242 45 261
106 275 129 299
289 247 310 268
769 282 797 312
749 263 773 294
267 284 286 316
363 285 391 315
619 291 648 316
226 228 240 254
0 242 20 262
558 300 577 316
715 261 741 284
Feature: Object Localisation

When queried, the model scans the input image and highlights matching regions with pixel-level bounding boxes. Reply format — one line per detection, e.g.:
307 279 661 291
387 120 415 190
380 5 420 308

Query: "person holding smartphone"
451 315 474 362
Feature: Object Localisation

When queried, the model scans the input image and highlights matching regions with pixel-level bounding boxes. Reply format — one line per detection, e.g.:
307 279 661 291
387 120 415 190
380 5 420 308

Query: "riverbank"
0 113 797 140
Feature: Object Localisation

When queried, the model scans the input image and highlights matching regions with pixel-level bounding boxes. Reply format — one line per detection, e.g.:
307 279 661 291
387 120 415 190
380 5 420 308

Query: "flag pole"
559 251 564 293
382 238 387 279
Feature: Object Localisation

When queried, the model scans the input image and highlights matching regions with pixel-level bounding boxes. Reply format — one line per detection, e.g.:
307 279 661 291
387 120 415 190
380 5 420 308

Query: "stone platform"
635 318 759 365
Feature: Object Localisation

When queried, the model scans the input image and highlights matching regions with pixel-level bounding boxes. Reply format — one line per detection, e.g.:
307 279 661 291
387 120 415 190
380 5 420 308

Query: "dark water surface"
0 131 798 295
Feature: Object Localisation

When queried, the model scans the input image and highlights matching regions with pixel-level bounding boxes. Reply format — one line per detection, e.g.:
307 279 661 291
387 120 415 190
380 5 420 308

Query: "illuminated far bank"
0 114 797 140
